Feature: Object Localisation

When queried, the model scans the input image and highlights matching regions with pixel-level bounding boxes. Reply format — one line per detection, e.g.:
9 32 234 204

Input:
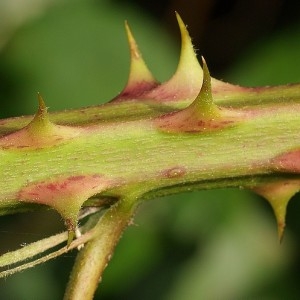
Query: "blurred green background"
0 0 300 299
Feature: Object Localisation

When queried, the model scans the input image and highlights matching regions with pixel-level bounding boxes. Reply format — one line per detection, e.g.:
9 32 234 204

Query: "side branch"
64 196 138 300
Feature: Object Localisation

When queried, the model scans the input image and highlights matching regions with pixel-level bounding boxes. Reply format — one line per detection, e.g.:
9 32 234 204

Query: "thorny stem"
0 13 299 300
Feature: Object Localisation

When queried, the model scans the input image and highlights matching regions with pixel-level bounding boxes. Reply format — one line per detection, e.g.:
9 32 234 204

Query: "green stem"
0 13 299 300
64 196 138 300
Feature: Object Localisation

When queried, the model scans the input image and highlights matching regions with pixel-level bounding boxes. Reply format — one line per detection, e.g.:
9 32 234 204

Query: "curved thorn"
154 56 245 132
36 93 49 120
125 21 156 83
174 12 202 82
190 57 218 117
28 93 52 132
116 21 157 99
37 92 47 111
146 12 202 101
253 180 300 242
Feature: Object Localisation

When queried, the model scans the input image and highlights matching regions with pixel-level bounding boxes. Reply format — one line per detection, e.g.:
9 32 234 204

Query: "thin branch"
0 227 96 278
64 196 138 300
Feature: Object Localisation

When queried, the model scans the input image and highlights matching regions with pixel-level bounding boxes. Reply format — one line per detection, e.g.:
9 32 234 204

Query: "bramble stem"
64 196 138 300
0 14 300 299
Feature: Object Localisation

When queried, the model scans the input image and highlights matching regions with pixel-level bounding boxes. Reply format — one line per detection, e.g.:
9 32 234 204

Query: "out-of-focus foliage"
226 24 300 86
0 1 300 299
0 0 177 117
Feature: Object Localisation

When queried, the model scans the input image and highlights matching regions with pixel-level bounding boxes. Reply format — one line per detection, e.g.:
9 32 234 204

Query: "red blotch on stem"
18 174 117 245
17 173 115 231
272 149 300 173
